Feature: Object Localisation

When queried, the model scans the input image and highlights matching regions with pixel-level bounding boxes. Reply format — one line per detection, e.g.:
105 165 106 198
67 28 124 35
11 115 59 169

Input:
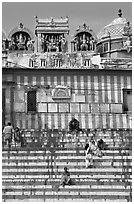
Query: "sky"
2 1 132 39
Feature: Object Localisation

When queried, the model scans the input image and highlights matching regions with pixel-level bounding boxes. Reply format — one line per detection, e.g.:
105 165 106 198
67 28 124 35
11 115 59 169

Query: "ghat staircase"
2 129 132 202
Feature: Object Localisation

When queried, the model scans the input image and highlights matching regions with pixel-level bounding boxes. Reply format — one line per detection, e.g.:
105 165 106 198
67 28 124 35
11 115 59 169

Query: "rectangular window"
123 89 132 113
27 90 36 112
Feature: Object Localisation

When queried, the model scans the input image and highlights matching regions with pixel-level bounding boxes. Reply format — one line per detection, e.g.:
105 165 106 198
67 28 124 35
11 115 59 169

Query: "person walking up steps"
85 136 103 168
3 122 14 149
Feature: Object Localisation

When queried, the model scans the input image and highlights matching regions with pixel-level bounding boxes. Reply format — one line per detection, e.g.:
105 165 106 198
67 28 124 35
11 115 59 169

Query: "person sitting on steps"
69 117 80 133
60 167 73 187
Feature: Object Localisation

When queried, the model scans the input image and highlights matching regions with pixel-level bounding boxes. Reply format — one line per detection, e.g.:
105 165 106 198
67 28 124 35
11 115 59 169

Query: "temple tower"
35 16 69 53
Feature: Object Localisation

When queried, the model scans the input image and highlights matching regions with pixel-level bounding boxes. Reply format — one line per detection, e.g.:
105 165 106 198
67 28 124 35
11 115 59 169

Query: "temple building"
2 9 132 130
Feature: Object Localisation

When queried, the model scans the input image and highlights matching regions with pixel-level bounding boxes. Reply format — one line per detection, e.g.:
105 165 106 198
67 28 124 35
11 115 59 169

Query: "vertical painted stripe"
126 115 130 129
22 113 26 129
28 114 31 130
114 76 118 103
120 114 123 129
92 114 95 129
87 75 92 103
106 114 110 129
41 113 45 129
66 76 71 87
84 76 87 97
88 114 92 129
107 76 111 103
95 115 100 129
61 76 64 86
41 76 45 86
44 113 48 129
32 76 36 86
75 113 79 129
48 113 52 129
111 75 115 103
116 114 120 128
77 75 81 95
123 114 128 129
16 114 20 128
104 75 108 103
81 114 86 129
65 113 69 130
91 75 95 103
109 114 113 129
117 75 121 103
87 75 91 90
85 114 88 129
68 113 72 129
120 76 124 103
80 76 84 94
47 76 51 86
54 76 58 86
113 114 116 129
35 114 38 129
101 76 105 103
31 114 35 129
51 113 54 129
127 76 131 89
24 76 28 85
94 76 99 103
17 75 21 87
99 114 103 129
74 75 78 94
102 114 107 129
78 113 81 129
54 113 58 129
97 75 102 103
61 113 65 129
124 75 127 89
57 113 60 129
129 115 132 129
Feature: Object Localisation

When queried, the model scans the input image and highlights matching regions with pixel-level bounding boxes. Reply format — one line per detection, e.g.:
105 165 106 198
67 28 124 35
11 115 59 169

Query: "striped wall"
15 73 132 104
4 71 132 129
14 113 131 130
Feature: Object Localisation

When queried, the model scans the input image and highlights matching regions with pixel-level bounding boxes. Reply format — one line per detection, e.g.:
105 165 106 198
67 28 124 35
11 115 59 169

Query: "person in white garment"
85 136 103 168
3 122 14 148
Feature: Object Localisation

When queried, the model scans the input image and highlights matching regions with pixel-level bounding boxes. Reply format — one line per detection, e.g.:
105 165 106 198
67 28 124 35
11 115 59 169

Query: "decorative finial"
19 23 23 29
118 9 122 17
34 16 38 23
83 23 86 29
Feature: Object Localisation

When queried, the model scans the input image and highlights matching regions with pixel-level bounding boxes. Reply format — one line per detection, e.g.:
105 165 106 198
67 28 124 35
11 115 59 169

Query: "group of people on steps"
2 117 107 187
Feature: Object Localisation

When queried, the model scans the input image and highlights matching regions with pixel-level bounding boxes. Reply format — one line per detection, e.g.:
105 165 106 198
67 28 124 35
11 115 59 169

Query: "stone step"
2 174 132 180
2 195 131 202
3 180 131 186
2 164 132 171
2 184 131 190
2 156 132 162
2 146 132 152
2 170 132 176
2 161 132 167
2 149 131 156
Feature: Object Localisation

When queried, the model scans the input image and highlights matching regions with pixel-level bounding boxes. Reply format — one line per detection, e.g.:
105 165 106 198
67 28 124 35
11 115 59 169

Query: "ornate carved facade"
2 9 132 129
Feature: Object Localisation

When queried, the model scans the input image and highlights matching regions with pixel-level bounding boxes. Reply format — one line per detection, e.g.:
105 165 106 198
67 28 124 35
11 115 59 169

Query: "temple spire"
118 9 122 17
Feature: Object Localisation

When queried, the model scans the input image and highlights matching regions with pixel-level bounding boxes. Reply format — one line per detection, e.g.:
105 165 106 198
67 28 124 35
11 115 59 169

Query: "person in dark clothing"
60 167 73 187
97 139 108 150
14 127 26 147
69 117 79 132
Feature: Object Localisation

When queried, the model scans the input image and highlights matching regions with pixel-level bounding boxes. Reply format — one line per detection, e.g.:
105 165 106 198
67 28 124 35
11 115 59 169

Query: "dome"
97 9 132 40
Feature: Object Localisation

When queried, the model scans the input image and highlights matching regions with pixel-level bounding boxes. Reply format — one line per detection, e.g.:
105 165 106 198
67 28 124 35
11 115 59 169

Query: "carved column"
37 33 41 53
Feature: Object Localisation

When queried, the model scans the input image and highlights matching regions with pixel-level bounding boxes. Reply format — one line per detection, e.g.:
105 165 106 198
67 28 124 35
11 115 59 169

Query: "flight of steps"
2 129 132 202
